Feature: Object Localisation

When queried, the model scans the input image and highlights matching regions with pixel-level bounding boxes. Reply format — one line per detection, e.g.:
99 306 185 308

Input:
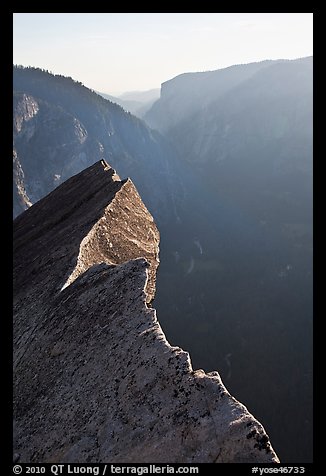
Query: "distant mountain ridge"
145 56 313 462
120 88 160 102
13 66 180 222
96 88 160 117
145 57 312 135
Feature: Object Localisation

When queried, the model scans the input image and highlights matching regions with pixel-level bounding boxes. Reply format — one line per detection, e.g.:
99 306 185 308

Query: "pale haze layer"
13 13 313 95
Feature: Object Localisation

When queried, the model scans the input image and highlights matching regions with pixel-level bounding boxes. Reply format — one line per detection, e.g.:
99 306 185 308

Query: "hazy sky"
13 13 313 95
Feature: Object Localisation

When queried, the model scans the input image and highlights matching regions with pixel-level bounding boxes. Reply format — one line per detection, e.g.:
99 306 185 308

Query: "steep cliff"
13 160 279 463
145 57 312 166
144 59 277 133
145 57 313 461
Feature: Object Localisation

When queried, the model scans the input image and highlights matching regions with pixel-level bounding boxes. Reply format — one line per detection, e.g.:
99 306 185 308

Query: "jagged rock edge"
13 160 279 462
60 227 278 462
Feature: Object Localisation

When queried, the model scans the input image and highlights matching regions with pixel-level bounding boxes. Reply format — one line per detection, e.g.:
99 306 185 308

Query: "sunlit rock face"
13 160 279 463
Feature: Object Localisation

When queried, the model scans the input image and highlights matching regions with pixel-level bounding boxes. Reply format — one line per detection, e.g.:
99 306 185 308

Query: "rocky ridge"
13 160 279 463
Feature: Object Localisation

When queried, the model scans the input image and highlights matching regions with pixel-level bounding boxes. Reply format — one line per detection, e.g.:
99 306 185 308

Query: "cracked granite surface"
13 160 279 463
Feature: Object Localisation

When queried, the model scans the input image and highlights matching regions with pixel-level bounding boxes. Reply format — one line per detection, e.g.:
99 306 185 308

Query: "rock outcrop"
13 160 279 463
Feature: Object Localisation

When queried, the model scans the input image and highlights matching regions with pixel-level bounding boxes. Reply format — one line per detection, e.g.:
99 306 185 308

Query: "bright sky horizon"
13 13 313 96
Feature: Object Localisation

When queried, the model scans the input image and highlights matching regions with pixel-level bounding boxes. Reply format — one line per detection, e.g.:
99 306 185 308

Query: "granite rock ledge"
13 160 279 463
